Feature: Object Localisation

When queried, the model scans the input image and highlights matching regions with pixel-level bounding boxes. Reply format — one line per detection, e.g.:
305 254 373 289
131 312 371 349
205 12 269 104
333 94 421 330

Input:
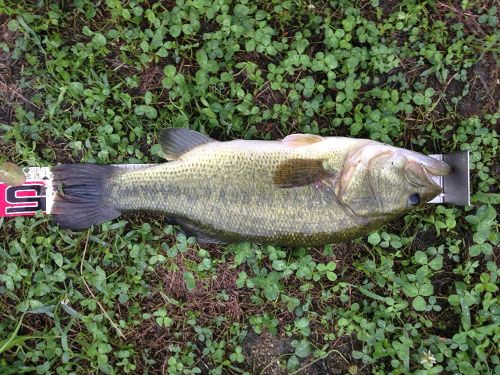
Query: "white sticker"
0 167 54 217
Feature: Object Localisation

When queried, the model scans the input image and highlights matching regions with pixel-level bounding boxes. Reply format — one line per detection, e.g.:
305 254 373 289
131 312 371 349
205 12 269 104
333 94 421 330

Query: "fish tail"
51 164 121 230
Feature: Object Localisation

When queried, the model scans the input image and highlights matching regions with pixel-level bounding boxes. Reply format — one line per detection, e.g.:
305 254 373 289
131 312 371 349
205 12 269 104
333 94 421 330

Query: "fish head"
338 143 451 218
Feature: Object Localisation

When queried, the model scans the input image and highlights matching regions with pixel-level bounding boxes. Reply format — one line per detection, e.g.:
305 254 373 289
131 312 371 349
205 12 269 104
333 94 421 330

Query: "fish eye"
408 193 421 206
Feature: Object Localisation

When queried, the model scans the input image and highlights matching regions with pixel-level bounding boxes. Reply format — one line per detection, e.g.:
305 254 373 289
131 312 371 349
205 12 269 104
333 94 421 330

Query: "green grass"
0 0 499 374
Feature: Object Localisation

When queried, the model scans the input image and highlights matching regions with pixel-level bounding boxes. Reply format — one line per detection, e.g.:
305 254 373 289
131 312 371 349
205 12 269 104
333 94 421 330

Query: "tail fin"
52 164 121 230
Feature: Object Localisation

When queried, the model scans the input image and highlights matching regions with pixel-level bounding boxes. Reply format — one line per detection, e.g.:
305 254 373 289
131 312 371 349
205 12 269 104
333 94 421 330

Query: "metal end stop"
428 151 470 206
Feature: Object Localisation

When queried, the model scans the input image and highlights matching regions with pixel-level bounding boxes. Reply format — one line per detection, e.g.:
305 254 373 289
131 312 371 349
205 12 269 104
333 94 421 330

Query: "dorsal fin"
273 158 336 188
159 128 215 160
282 134 324 147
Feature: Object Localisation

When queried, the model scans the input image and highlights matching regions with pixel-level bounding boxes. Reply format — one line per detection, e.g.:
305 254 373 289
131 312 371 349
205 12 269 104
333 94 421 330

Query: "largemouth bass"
52 129 450 246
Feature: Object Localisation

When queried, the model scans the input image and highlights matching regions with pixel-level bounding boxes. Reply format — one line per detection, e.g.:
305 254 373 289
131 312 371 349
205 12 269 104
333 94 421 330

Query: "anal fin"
166 216 228 245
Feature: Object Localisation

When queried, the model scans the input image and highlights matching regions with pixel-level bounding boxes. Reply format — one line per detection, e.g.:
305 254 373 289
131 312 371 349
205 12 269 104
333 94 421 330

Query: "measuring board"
0 152 470 218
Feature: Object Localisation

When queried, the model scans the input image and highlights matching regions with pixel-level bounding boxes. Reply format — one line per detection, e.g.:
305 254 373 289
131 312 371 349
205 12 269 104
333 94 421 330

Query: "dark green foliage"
0 0 498 374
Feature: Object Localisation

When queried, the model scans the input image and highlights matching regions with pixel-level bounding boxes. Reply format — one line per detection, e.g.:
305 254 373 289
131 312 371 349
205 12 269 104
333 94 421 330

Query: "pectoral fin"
282 134 324 147
159 128 216 161
273 159 335 188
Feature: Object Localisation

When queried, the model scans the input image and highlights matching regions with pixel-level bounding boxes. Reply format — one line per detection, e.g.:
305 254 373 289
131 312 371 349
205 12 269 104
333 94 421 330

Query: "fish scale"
51 129 450 246
107 141 376 245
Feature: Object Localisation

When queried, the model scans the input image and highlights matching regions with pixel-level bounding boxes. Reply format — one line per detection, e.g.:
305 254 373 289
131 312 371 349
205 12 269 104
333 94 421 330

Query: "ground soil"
242 331 368 374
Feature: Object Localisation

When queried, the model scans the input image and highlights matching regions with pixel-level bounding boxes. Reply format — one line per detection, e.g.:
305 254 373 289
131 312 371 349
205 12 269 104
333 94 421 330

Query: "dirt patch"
243 331 292 375
317 334 369 375
412 228 438 252
253 81 287 108
105 56 139 78
436 1 497 37
458 53 498 116
308 243 365 286
254 120 287 139
35 137 81 164
125 251 248 373
156 260 244 321
0 15 41 127
126 317 210 375
243 331 367 375
310 116 347 137
424 52 498 119
137 64 164 95
232 51 289 115
378 0 401 15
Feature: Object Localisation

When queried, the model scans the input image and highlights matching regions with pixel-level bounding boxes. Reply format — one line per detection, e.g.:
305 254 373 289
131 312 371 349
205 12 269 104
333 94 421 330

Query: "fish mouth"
421 159 451 176
407 151 451 176
420 158 451 194
405 156 451 200
421 167 444 193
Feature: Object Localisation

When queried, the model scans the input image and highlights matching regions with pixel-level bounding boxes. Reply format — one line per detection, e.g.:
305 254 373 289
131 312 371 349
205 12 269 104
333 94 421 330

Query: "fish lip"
404 152 451 194
404 157 447 200
421 167 443 193
408 152 451 177
421 160 451 177
421 160 451 197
